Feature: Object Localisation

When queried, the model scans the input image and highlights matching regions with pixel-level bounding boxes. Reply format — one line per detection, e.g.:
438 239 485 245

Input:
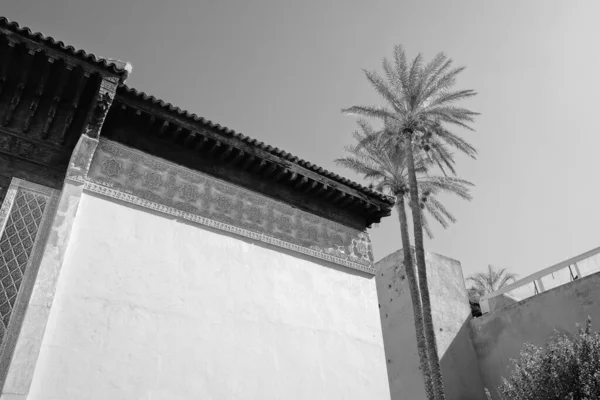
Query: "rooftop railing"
480 245 600 314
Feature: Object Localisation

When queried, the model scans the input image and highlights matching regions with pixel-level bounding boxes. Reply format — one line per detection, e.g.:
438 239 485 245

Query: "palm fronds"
342 44 479 158
467 265 518 299
335 121 474 239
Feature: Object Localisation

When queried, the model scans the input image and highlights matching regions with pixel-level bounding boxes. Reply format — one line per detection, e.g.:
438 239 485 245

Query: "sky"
4 0 600 279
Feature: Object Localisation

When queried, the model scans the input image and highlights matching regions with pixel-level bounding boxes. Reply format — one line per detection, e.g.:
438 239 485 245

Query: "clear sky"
5 1 600 279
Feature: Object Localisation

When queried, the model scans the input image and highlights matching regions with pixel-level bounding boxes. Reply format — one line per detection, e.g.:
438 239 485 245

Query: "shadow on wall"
470 271 600 400
440 317 486 400
375 249 487 400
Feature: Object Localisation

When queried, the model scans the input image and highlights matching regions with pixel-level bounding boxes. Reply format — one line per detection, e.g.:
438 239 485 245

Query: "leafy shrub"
486 317 600 400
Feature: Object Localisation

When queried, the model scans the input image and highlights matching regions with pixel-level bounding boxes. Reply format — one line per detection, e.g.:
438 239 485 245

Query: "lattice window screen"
0 179 56 349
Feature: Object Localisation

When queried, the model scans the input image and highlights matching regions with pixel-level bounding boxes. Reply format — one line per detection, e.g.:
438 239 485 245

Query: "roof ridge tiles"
0 16 131 79
118 84 395 206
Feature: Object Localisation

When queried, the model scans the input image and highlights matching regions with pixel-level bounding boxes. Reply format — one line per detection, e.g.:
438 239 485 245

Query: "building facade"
0 17 395 399
375 250 485 400
376 246 600 400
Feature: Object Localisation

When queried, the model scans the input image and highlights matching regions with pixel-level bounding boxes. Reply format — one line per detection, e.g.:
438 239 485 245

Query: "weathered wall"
470 272 600 399
376 251 425 400
376 250 485 400
487 293 518 313
26 192 391 400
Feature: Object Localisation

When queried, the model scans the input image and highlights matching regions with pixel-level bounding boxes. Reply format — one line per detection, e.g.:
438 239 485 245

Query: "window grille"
0 179 57 357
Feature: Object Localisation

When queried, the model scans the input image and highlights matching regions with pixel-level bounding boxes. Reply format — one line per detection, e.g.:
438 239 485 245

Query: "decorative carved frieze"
0 130 69 168
86 139 375 274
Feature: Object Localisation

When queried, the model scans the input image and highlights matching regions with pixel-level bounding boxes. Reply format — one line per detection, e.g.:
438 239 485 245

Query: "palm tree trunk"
403 132 446 400
396 198 435 400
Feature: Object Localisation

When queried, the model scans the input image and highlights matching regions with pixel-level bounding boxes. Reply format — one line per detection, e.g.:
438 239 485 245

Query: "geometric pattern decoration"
86 139 376 274
0 179 54 349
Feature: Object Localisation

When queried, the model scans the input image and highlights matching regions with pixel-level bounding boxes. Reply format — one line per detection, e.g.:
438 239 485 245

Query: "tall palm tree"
335 120 474 399
467 265 518 302
342 46 478 400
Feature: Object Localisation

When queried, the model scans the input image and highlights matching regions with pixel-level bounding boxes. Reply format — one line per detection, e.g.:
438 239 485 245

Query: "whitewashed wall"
376 250 485 400
27 192 390 400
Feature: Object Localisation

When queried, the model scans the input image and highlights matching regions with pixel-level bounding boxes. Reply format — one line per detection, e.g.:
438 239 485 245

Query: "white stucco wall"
27 192 390 400
376 250 485 400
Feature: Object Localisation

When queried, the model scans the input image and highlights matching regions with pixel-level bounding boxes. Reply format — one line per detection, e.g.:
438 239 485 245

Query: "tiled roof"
0 16 131 79
118 85 397 207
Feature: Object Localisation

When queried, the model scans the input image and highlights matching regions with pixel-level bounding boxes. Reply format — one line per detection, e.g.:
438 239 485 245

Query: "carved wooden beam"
194 135 209 151
3 48 36 126
294 176 308 190
348 199 363 211
155 121 169 137
315 183 328 196
339 195 355 208
195 135 209 151
263 163 277 176
0 40 16 98
242 155 256 170
273 166 288 182
208 141 221 156
218 146 233 162
287 172 299 184
365 202 381 215
59 71 90 143
253 159 267 173
183 130 196 147
23 55 55 132
42 64 72 138
106 104 125 143
173 127 185 141
145 115 156 132
304 180 319 194
231 149 245 165
331 192 346 204
113 105 130 143
322 188 336 200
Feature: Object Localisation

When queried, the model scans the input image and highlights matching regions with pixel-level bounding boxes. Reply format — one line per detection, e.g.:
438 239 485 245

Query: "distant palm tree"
342 46 478 400
467 265 518 302
335 120 474 400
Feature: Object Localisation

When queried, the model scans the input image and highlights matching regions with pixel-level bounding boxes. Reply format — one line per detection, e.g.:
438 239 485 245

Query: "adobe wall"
470 271 600 399
376 250 485 400
25 192 391 400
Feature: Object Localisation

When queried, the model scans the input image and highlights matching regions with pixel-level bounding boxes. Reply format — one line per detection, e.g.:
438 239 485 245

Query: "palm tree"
335 120 474 400
342 46 478 400
467 265 518 302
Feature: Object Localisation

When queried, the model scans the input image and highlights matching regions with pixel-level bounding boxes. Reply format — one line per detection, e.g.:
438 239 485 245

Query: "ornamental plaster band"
84 139 376 274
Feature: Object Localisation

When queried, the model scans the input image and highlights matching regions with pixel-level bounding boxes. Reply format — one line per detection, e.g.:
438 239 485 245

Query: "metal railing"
480 245 600 314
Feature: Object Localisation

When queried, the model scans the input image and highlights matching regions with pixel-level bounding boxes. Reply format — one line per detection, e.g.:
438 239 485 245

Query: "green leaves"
492 317 600 400
467 265 518 299
343 45 479 141
335 121 474 239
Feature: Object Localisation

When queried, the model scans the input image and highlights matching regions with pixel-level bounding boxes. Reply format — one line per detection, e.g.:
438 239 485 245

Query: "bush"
486 317 600 400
